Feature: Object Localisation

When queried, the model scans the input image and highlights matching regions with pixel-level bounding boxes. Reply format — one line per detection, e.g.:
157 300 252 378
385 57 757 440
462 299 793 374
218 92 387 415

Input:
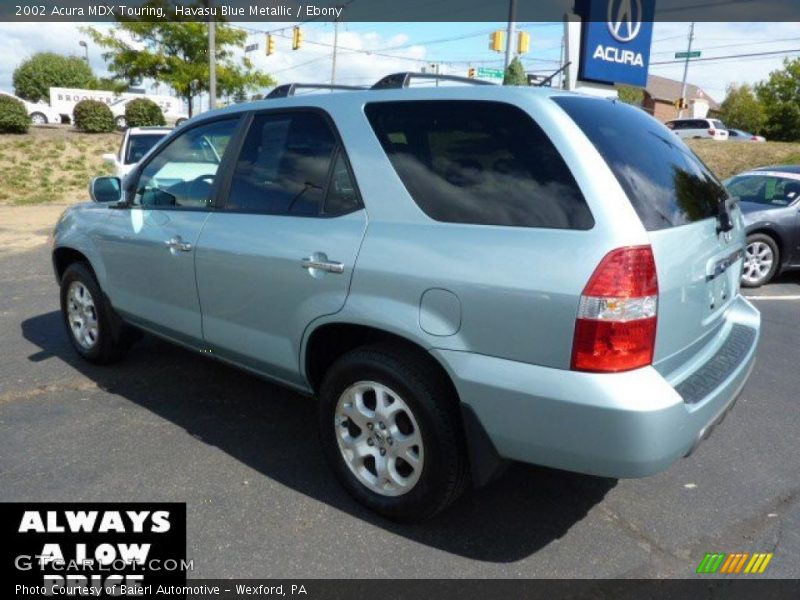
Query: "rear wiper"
717 196 734 233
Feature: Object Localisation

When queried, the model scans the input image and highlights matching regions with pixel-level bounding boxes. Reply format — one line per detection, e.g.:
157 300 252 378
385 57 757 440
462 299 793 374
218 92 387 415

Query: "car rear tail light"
708 128 716 136
571 246 658 373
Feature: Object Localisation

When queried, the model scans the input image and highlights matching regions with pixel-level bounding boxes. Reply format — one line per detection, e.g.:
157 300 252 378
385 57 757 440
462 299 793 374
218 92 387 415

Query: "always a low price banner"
4 503 188 596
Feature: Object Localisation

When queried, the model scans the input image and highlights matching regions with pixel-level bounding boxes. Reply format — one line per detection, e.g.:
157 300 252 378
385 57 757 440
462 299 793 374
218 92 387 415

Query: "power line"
651 36 800 56
650 47 800 65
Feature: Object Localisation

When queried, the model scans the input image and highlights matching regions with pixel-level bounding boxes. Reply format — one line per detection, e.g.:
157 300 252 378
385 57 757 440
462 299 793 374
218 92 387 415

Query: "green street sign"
675 51 701 59
477 67 504 78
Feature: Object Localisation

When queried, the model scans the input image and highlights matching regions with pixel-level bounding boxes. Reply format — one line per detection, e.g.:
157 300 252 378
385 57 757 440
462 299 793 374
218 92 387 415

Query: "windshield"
125 133 168 164
553 96 728 231
726 174 800 207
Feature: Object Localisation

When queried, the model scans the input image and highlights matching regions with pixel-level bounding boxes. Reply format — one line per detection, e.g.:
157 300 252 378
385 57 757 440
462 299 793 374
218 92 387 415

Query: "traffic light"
292 26 303 50
517 31 530 54
489 30 505 53
468 67 476 78
266 34 275 56
673 97 689 109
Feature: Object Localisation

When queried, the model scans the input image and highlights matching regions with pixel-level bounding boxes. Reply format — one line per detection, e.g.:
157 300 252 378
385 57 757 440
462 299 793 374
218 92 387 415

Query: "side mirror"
89 176 122 203
102 153 118 165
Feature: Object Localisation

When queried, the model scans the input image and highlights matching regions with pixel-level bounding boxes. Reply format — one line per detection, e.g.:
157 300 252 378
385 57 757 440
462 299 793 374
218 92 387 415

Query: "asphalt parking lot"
1 243 799 579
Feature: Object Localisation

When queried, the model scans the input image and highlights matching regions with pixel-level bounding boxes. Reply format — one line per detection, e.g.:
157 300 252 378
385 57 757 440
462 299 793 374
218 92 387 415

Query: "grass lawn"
0 127 798 207
0 127 119 205
687 139 800 180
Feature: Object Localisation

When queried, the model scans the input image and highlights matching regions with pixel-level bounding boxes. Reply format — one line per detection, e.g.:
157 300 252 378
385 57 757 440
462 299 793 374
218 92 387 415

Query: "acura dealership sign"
578 0 655 87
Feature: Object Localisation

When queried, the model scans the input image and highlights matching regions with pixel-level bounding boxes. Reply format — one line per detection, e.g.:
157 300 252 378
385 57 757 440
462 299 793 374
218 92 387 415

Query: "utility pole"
207 0 217 110
504 0 517 71
678 21 695 118
557 33 565 88
331 16 340 86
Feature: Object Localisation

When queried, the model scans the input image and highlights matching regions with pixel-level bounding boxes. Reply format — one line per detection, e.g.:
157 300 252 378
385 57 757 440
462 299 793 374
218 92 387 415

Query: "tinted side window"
364 101 593 230
727 175 800 207
554 96 726 231
134 119 238 209
225 112 339 216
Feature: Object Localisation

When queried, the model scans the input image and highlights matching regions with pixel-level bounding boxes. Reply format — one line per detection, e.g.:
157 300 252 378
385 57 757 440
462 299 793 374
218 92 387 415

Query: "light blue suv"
52 75 760 521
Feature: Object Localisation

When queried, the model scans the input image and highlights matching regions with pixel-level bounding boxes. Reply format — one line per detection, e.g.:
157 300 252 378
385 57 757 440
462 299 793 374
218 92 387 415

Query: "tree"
13 52 96 103
719 84 766 134
503 57 527 86
83 5 275 117
617 85 644 106
756 58 800 141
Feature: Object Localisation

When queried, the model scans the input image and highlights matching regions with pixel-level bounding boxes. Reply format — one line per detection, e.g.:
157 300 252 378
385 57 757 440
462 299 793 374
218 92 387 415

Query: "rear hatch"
553 96 743 372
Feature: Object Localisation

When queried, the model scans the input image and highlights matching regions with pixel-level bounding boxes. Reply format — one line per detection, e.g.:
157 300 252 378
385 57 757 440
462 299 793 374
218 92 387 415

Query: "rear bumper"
434 295 760 479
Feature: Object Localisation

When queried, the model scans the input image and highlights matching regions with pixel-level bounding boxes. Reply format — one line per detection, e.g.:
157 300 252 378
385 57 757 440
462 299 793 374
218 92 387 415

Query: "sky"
0 21 799 107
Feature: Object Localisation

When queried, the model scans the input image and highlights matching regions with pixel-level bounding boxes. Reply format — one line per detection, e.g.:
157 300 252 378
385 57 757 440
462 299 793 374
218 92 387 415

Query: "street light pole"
678 21 695 118
79 40 89 64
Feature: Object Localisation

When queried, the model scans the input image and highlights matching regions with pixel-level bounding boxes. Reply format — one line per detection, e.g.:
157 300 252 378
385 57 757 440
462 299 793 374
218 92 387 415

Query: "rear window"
125 133 167 164
711 119 726 130
364 101 593 230
553 96 727 231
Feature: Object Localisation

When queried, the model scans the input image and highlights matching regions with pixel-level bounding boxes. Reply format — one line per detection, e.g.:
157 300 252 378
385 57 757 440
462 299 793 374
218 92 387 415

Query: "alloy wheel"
335 381 424 497
743 241 774 285
66 281 99 349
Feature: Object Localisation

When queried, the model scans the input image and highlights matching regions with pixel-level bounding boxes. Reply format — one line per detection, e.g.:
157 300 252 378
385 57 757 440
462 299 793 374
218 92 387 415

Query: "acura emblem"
607 0 643 43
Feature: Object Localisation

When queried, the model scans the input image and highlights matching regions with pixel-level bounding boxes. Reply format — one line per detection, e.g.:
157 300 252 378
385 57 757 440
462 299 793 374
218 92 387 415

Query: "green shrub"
73 99 115 133
125 97 166 127
0 95 31 134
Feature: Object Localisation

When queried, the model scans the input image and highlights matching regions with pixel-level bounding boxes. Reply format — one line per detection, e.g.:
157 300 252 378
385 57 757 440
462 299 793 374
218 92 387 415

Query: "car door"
194 110 367 387
96 116 241 345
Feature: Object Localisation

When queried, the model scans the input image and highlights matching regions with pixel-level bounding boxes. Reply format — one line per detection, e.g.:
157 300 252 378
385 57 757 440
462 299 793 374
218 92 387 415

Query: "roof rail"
371 72 496 90
266 83 367 99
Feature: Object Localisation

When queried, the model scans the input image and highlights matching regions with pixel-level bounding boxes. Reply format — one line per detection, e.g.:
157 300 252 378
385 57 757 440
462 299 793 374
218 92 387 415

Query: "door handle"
301 255 344 274
165 236 193 252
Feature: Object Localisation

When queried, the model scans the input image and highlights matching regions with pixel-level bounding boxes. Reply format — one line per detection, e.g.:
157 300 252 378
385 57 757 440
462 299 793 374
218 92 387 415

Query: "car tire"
742 233 779 288
318 343 469 522
30 112 47 126
60 262 134 364
115 116 128 131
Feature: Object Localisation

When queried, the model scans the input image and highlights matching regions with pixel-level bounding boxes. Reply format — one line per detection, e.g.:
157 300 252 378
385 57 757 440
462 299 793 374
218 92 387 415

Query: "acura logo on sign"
607 0 643 42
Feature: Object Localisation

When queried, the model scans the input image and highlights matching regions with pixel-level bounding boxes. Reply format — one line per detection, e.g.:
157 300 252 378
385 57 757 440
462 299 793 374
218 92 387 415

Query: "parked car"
0 90 62 125
108 96 188 130
664 117 729 140
724 166 800 287
727 128 766 143
103 126 172 179
52 77 760 521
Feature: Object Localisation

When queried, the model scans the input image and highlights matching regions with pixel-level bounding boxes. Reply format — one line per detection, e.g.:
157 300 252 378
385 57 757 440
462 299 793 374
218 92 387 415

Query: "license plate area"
706 248 743 315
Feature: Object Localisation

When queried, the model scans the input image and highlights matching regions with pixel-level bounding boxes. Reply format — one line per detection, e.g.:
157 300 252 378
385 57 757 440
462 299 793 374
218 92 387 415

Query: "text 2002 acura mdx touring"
53 76 760 522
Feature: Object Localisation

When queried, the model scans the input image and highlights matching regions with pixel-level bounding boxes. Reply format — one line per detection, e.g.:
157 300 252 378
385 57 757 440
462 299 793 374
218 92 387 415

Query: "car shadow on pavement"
21 310 617 563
